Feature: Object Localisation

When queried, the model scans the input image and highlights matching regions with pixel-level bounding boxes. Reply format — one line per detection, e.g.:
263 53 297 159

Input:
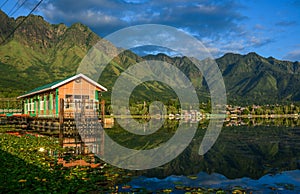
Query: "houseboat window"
27 101 34 112
65 95 73 109
74 95 89 100
93 99 98 109
45 99 48 111
53 97 55 112
30 102 34 112
66 95 73 100
35 100 38 112
83 99 93 110
92 100 98 109
64 95 90 110
40 100 44 110
27 103 30 112
75 100 82 111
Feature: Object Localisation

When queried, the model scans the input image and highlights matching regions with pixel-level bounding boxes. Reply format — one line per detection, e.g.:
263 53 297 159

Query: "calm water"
105 118 300 193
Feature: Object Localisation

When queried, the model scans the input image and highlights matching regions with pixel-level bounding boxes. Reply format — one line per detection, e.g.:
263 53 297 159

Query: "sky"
1 0 300 61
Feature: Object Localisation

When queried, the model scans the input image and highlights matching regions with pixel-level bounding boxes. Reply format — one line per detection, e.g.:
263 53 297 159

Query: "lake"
2 116 299 193
104 117 300 193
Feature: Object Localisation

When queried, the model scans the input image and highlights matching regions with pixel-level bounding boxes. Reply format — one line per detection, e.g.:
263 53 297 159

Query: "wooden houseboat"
17 73 107 118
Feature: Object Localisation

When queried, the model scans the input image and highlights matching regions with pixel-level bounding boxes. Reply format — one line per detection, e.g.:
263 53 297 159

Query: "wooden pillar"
101 100 105 123
59 98 64 146
55 89 59 117
100 129 104 156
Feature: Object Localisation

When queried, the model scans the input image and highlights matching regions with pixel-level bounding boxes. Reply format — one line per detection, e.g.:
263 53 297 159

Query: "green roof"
18 75 73 98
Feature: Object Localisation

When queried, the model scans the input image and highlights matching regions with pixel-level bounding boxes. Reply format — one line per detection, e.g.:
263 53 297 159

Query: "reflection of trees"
225 117 300 127
105 119 179 150
130 119 300 180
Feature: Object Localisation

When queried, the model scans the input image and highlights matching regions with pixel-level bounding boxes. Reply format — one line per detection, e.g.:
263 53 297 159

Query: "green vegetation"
0 98 22 110
1 10 300 106
217 52 300 104
0 11 100 96
227 103 300 117
0 127 130 193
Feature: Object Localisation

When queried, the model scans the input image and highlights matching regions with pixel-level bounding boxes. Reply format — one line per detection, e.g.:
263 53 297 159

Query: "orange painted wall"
57 77 103 116
58 77 102 100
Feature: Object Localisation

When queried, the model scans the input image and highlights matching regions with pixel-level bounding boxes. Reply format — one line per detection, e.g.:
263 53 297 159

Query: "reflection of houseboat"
180 110 203 121
17 73 107 118
175 114 180 119
168 113 175 119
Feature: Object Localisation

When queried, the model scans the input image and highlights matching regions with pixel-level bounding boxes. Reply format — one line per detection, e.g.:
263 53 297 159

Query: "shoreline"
228 114 299 119
110 114 300 119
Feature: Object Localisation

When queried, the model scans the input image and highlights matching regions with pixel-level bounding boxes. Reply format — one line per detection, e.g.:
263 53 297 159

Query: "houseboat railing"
0 98 22 115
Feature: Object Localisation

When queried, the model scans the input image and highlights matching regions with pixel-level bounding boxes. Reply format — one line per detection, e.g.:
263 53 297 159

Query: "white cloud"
31 0 296 59
284 50 300 61
38 0 246 37
122 0 150 4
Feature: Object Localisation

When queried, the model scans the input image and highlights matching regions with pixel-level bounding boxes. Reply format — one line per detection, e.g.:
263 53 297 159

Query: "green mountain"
1 10 300 105
216 52 300 104
0 10 101 96
143 52 300 104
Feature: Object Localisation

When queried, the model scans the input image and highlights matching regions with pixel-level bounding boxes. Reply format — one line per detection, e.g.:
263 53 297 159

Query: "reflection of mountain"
53 117 300 179
127 120 300 179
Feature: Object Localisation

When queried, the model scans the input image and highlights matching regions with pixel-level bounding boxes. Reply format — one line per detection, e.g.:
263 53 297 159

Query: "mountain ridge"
0 10 300 105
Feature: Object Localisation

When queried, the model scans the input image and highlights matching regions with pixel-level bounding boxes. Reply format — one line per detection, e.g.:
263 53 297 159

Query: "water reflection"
224 116 300 127
126 170 300 193
60 117 300 191
132 120 300 179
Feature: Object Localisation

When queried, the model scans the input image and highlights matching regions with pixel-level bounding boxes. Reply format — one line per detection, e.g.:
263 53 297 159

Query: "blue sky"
1 0 300 61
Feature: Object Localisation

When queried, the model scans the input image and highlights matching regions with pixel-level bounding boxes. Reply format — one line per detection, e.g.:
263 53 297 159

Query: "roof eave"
17 87 53 99
51 73 108 92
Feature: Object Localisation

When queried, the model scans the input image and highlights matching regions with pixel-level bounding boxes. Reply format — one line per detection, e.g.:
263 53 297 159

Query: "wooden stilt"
59 98 64 146
101 100 105 123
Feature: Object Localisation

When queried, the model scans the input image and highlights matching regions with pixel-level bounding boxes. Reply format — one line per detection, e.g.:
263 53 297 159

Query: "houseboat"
17 73 107 118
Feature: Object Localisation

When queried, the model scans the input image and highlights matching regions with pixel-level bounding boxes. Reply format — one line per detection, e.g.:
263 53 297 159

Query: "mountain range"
1 10 300 105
